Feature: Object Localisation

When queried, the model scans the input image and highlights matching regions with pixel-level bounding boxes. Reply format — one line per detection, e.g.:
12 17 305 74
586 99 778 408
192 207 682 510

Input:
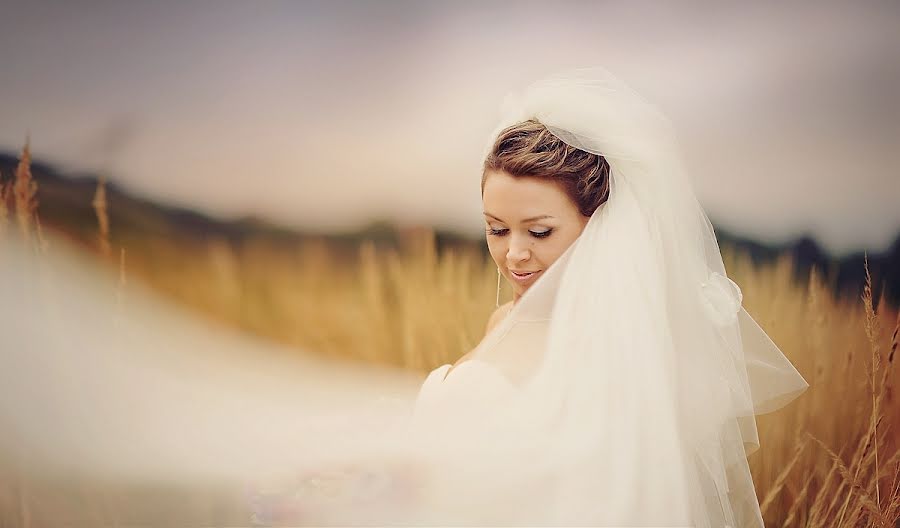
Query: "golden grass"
0 173 10 235
91 175 111 258
12 138 38 245
2 141 898 526
723 250 899 526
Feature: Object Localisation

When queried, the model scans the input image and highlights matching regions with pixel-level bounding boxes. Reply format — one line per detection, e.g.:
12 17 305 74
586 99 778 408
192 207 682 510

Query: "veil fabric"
455 66 810 526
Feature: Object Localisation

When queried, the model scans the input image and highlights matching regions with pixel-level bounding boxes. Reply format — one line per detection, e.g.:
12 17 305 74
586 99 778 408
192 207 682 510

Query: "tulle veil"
446 65 811 526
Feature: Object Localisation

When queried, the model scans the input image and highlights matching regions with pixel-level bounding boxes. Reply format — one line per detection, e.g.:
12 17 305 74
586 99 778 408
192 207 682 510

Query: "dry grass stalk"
781 470 814 527
117 246 127 309
808 433 887 526
92 176 111 258
358 240 390 362
33 213 48 254
760 434 809 515
807 448 846 525
820 425 872 523
13 138 38 245
888 460 900 519
890 310 899 365
0 173 10 236
878 448 900 483
861 255 882 510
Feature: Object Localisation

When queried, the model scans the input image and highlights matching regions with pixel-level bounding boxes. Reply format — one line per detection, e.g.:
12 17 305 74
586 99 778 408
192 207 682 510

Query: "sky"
1 1 898 256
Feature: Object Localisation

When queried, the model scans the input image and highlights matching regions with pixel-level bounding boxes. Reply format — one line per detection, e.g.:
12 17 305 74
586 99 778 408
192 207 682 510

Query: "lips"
509 269 542 284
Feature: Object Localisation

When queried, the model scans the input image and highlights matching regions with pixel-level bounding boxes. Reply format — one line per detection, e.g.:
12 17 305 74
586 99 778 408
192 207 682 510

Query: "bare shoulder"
485 300 514 335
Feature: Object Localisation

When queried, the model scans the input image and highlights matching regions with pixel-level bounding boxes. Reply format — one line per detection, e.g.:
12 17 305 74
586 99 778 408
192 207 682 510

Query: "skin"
482 168 590 312
442 169 589 381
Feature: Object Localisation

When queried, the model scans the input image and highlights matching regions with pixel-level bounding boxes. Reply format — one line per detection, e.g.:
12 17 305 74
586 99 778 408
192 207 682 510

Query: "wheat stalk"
807 448 844 526
760 434 809 515
0 172 10 236
861 254 882 510
808 433 887 526
781 468 815 527
92 175 111 258
890 310 898 366
13 137 38 246
33 214 49 254
117 246 127 310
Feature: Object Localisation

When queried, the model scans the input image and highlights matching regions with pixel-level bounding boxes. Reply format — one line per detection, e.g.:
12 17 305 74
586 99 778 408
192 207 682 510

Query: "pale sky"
2 1 898 256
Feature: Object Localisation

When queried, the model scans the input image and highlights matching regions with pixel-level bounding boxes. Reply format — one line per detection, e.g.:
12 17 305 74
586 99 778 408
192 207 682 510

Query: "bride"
410 66 809 527
0 66 808 527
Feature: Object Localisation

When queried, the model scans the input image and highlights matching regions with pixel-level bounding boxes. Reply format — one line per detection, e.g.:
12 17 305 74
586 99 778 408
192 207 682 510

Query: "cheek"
486 237 505 266
539 237 572 266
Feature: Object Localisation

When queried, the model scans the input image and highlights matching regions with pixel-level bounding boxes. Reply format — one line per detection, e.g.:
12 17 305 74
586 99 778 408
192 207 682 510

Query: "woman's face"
482 169 589 302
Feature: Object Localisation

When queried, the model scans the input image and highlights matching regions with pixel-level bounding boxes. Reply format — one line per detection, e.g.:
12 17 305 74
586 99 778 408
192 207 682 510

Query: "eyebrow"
483 212 556 223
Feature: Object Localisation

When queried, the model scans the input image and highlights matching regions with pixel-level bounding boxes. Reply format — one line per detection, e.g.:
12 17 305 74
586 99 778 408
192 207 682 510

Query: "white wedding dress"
414 360 516 420
405 310 697 527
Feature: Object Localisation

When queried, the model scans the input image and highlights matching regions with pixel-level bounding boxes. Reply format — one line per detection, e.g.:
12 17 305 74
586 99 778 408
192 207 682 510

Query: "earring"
496 266 501 307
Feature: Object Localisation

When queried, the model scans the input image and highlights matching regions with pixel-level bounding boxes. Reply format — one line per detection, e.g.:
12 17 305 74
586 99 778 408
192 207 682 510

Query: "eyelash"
486 228 553 239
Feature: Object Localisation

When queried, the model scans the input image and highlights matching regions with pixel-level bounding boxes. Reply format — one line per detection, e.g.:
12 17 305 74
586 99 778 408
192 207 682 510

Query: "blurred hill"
1 152 897 306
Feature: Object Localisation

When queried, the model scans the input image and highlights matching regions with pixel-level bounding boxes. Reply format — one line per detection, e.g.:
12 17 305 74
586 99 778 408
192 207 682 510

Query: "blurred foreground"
1 145 899 525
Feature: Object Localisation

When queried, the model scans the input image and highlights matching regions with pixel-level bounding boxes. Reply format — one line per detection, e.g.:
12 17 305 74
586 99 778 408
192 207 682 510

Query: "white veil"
455 66 810 527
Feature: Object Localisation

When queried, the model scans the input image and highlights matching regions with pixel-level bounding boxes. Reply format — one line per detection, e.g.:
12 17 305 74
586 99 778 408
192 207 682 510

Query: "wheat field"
1 142 898 526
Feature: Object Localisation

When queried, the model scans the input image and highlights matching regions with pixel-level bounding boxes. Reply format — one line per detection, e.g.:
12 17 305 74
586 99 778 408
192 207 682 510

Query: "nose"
506 234 532 264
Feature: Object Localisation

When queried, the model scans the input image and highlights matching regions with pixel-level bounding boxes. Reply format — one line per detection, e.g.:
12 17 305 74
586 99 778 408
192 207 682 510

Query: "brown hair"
481 119 610 217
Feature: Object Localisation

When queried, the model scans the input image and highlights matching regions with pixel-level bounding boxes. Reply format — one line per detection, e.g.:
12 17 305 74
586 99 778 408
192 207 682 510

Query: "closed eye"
486 228 553 239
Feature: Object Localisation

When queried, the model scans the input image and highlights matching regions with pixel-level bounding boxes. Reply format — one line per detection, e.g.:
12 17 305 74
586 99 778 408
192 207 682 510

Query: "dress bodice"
410 359 518 432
